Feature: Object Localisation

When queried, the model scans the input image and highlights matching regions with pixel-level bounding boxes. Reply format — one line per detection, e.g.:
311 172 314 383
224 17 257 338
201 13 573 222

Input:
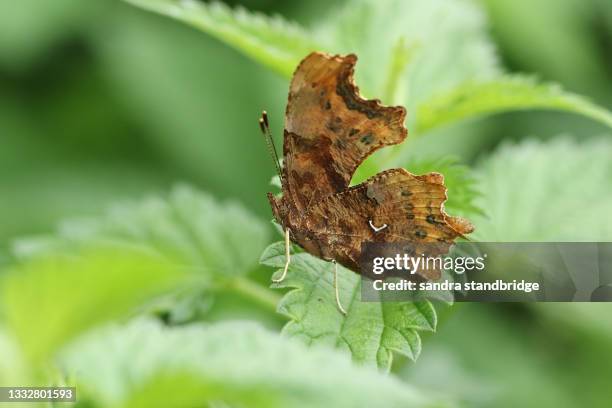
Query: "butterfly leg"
272 228 291 283
332 260 347 315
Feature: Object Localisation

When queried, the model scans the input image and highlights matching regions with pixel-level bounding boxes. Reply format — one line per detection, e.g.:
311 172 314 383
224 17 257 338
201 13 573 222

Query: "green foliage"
120 0 612 376
0 97 172 242
1 245 185 364
89 3 285 217
13 185 268 278
260 242 436 371
3 0 612 406
479 0 612 102
124 0 500 109
471 138 612 241
416 76 612 134
1 186 270 364
61 319 442 408
317 0 500 108
124 0 322 77
403 303 584 408
125 0 612 145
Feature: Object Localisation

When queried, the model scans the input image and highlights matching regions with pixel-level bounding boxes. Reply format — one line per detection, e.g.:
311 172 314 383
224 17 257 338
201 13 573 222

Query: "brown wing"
301 169 474 279
283 52 407 212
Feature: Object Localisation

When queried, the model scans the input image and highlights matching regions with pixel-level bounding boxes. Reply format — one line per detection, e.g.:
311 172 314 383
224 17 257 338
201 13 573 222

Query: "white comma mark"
368 219 388 233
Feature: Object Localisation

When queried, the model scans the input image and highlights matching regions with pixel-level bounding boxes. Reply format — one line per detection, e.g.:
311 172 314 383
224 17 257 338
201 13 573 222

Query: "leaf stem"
378 38 419 168
382 37 415 106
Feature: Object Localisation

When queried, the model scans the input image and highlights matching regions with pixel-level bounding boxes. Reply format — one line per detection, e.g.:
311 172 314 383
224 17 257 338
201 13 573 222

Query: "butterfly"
259 52 474 314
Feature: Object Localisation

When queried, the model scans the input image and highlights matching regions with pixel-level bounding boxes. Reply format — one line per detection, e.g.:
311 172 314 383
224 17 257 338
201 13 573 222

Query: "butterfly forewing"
283 52 407 212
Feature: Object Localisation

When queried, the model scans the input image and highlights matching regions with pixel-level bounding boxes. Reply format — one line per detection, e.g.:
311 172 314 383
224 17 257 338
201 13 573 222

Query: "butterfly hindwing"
303 169 474 279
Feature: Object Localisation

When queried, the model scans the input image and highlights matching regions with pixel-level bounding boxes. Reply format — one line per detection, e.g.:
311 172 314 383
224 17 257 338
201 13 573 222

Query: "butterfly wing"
301 169 474 279
283 52 407 212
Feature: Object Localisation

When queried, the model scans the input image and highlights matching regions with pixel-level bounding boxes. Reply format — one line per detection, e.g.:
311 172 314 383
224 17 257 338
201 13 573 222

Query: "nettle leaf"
13 185 268 278
471 138 612 241
1 186 269 362
123 0 322 77
1 245 186 363
260 243 436 371
61 319 442 408
416 76 612 134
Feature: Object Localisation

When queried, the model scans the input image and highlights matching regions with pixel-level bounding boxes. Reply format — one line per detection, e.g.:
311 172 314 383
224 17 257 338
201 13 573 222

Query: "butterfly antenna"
258 110 283 183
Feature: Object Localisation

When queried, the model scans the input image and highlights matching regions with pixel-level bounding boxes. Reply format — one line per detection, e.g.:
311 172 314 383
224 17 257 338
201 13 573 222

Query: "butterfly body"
268 191 354 268
268 52 474 281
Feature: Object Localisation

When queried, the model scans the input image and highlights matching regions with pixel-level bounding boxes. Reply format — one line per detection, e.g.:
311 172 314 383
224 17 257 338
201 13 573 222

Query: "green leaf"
471 137 612 241
61 319 442 408
416 76 612 134
13 185 269 279
1 245 186 364
260 243 436 371
123 0 322 77
2 186 270 362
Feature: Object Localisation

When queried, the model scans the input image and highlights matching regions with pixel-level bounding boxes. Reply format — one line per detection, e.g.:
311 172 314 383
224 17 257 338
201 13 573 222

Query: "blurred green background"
1 0 612 407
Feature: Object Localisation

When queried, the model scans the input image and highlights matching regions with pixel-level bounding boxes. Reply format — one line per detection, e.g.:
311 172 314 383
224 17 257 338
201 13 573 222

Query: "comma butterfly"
259 52 474 313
